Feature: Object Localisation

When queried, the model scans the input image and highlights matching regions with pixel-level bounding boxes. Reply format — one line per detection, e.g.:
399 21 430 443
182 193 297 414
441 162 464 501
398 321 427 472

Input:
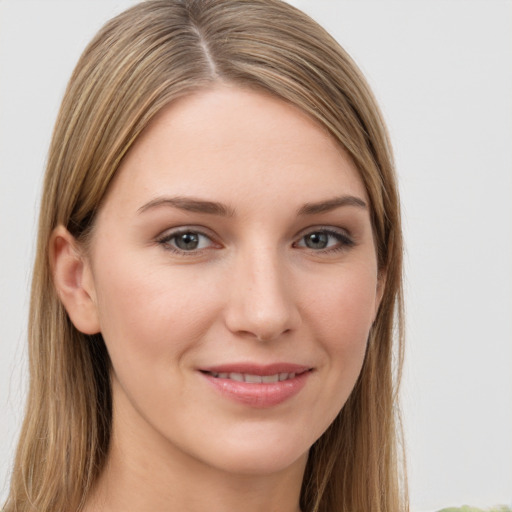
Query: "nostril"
255 327 293 341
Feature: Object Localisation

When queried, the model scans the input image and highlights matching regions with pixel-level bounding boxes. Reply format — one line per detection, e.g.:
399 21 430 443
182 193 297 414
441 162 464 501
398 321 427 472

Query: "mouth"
199 364 313 407
202 371 302 383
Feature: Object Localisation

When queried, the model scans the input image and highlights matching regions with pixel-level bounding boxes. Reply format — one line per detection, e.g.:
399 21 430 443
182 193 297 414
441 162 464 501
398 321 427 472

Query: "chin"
210 446 309 477
188 426 313 477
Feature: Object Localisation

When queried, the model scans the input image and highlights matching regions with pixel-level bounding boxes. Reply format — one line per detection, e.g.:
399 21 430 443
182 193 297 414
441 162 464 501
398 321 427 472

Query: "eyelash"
156 228 217 255
156 227 354 255
293 227 355 253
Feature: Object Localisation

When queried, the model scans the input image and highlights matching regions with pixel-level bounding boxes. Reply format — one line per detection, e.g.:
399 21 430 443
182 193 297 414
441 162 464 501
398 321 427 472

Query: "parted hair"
5 1 407 511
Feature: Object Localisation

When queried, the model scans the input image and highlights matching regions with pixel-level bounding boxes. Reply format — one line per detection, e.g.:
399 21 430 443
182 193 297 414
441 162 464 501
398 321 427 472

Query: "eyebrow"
137 194 367 217
297 195 367 215
137 196 235 217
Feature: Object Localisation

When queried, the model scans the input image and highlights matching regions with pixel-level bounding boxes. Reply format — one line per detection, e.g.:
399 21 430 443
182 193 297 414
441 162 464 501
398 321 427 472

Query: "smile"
205 371 297 383
200 364 312 407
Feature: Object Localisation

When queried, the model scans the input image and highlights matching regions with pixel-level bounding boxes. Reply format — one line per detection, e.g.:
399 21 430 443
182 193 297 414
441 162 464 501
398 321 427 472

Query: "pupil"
176 232 199 250
306 232 328 249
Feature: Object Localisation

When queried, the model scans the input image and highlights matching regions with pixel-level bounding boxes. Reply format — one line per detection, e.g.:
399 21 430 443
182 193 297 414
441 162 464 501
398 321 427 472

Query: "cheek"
291 264 378 441
91 253 220 375
305 262 378 367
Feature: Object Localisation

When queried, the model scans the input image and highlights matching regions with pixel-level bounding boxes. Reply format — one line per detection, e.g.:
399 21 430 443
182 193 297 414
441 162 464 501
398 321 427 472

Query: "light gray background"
1 1 511 510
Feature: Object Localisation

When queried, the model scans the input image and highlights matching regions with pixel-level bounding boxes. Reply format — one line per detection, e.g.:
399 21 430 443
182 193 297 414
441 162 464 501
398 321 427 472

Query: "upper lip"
199 363 312 376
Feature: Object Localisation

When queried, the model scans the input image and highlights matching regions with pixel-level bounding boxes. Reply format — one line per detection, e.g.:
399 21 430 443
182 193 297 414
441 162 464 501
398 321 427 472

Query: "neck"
83 391 306 512
86 440 306 512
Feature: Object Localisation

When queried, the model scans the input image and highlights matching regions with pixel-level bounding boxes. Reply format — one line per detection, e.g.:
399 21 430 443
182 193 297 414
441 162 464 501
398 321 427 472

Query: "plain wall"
1 1 511 510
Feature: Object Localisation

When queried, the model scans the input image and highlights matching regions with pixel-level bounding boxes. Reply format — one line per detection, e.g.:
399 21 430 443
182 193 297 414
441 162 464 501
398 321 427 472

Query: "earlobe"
50 225 100 335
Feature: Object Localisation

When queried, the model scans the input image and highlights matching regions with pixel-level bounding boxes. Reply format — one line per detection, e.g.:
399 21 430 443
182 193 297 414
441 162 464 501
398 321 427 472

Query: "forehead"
103 84 368 214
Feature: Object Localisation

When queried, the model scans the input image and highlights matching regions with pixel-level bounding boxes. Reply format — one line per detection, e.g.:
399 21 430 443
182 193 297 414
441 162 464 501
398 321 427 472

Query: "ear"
50 225 100 334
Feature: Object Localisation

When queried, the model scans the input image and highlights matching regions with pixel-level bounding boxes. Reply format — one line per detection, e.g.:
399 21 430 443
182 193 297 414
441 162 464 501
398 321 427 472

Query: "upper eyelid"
294 225 352 239
156 225 216 240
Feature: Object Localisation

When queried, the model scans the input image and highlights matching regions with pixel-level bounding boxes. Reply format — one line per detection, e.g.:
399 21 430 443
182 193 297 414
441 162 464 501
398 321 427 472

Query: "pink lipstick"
199 363 312 407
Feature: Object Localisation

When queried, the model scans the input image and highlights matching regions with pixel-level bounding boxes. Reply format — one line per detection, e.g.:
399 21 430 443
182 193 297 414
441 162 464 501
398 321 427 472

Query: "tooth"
244 374 263 383
210 371 299 382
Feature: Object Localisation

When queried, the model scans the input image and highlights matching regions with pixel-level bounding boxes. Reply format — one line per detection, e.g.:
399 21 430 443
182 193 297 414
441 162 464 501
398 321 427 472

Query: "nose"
224 247 301 342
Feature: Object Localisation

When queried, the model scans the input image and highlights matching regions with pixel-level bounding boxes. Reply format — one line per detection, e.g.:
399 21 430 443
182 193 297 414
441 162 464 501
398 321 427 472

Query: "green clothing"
438 507 512 512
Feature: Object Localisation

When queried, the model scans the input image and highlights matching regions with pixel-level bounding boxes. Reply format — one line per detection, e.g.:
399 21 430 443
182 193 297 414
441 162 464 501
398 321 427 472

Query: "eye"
157 229 216 253
294 228 354 252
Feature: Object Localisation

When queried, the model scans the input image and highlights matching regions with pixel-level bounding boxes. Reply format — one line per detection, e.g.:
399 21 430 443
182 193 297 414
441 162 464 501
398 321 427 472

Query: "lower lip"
201 371 311 408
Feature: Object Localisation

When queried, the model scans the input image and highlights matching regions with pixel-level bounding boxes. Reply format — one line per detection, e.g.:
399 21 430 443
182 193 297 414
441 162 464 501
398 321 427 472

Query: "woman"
4 1 406 511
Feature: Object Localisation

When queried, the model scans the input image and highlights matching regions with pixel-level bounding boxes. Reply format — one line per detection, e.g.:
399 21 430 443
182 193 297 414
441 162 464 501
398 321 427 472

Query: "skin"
52 85 383 512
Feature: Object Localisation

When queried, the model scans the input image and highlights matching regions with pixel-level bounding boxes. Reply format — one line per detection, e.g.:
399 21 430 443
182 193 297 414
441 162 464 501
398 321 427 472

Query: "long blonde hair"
5 1 407 511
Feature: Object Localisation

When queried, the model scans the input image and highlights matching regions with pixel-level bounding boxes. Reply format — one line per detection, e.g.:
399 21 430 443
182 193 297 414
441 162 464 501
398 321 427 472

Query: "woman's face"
81 85 381 476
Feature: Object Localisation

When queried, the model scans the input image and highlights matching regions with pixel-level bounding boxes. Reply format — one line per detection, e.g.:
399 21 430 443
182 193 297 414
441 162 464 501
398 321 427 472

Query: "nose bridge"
225 241 299 341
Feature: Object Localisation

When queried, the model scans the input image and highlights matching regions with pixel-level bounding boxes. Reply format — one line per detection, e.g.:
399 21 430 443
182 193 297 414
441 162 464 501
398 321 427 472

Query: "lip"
199 363 312 408
201 362 310 375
